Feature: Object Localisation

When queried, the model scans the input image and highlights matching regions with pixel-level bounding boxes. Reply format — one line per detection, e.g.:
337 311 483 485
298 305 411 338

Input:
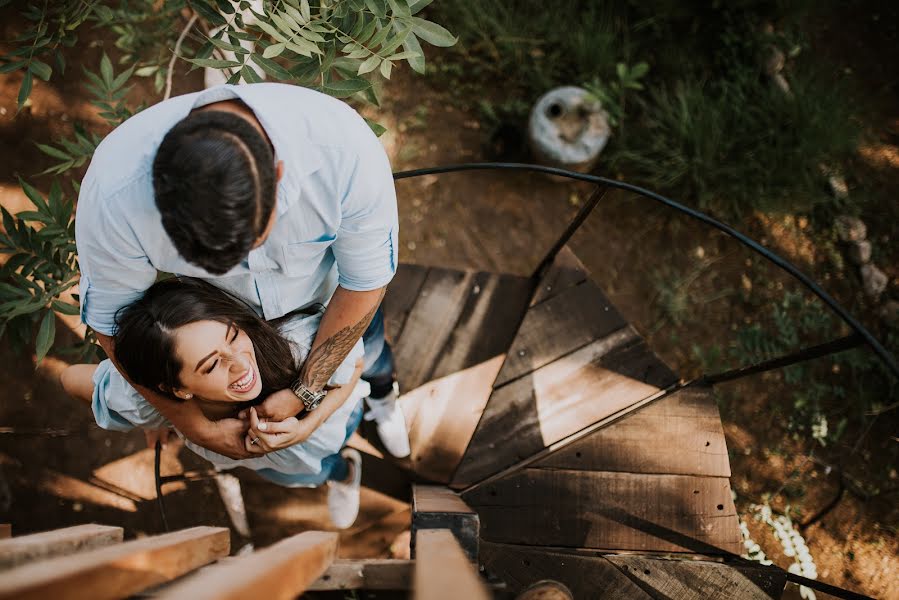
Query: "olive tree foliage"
0 0 455 362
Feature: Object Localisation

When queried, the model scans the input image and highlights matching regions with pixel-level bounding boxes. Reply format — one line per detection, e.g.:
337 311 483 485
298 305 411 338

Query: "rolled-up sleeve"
76 181 156 336
331 132 398 291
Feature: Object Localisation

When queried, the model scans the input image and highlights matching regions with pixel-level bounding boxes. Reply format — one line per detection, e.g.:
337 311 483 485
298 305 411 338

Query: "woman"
61 278 371 529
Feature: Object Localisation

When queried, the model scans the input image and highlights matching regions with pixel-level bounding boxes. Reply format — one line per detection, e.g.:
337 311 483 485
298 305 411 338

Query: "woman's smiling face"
171 320 264 402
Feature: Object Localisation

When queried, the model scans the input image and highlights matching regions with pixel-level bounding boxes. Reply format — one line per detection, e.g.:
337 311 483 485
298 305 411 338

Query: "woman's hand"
251 388 303 421
244 406 306 454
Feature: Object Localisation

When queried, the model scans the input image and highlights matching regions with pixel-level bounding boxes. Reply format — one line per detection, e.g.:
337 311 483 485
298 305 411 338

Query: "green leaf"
36 143 70 160
241 65 264 83
186 58 243 69
192 0 228 26
379 58 392 79
357 54 381 75
401 33 425 74
386 0 411 18
300 0 311 22
207 36 250 55
17 70 33 110
319 77 371 98
364 0 387 18
0 60 25 74
630 62 649 79
134 65 159 77
263 42 286 58
408 0 433 14
616 62 626 79
19 179 50 213
250 54 292 80
51 300 80 316
29 59 52 81
365 118 387 137
410 17 456 47
100 53 114 86
35 309 56 363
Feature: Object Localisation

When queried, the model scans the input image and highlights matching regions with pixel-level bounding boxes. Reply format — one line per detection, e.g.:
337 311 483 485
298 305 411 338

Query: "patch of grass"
611 65 864 219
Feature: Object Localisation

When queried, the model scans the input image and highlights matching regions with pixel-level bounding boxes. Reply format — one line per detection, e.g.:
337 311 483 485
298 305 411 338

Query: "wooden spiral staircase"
0 246 795 599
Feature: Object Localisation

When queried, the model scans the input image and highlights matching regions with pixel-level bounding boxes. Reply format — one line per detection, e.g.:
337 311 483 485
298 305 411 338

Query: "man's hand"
249 388 303 421
201 417 253 460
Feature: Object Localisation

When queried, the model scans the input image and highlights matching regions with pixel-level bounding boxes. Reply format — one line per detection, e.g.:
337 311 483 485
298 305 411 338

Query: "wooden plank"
400 355 504 483
392 268 475 391
479 541 653 599
494 278 628 387
308 559 413 590
530 245 589 306
414 529 490 600
430 272 532 379
464 469 742 554
0 526 229 600
0 524 123 570
452 333 675 488
534 386 731 477
412 485 479 561
158 531 337 600
383 264 429 343
607 555 787 599
0 525 9 539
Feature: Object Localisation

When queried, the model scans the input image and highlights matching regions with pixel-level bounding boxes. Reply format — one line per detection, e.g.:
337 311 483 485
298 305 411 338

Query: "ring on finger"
250 437 260 446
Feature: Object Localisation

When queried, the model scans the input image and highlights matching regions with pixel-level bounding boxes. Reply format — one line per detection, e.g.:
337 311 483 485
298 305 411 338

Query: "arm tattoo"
300 290 384 391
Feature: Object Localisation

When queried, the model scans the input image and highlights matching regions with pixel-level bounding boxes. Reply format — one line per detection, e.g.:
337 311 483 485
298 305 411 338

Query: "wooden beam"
0 525 10 539
308 559 413 590
530 245 588 306
414 530 490 600
158 531 337 600
0 524 123 570
607 555 787 599
0 526 229 600
412 485 479 561
479 541 653 599
465 469 742 554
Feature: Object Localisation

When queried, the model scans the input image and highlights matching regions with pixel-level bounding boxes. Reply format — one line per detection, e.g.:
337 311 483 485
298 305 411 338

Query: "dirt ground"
1 5 898 599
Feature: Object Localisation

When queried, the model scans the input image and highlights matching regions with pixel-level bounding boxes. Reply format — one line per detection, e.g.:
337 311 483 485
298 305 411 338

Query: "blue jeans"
254 402 364 487
361 307 396 399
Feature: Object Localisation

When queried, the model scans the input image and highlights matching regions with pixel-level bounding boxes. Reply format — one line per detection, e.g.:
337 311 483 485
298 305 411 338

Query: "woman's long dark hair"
113 278 298 401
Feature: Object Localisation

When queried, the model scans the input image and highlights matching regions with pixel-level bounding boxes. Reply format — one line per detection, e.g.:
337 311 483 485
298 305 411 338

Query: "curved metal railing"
393 162 899 382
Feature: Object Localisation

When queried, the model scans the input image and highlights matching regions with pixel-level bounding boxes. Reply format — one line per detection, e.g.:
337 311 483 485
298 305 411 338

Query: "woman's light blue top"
91 311 368 477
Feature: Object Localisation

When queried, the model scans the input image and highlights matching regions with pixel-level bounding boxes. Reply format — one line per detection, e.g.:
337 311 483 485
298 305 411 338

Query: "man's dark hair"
153 109 276 275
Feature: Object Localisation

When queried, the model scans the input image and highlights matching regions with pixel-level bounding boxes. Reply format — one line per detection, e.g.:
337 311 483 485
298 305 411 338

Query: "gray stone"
879 300 899 326
529 86 610 172
847 240 872 265
835 215 867 242
860 263 888 299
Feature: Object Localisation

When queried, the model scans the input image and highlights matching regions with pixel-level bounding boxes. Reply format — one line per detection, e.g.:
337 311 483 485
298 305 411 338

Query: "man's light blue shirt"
76 83 398 335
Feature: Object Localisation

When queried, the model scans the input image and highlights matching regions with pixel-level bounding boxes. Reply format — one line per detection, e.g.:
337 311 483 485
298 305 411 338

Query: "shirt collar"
189 85 323 216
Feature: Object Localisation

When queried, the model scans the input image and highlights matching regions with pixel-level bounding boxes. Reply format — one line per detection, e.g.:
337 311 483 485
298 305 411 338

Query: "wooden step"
157 531 337 600
0 526 229 600
384 265 532 392
451 331 677 488
532 386 731 477
464 468 742 554
380 264 532 482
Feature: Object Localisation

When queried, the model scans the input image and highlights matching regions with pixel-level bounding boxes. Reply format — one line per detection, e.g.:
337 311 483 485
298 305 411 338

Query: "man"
75 82 410 462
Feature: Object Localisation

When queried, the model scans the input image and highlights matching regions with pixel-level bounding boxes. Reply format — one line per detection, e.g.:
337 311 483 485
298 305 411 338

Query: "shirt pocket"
280 238 333 278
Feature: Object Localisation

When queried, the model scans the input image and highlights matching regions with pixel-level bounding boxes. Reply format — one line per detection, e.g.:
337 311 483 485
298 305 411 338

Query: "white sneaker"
364 385 411 458
327 448 362 530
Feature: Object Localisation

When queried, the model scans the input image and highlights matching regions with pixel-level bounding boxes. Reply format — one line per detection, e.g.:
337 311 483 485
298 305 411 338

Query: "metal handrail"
393 162 899 381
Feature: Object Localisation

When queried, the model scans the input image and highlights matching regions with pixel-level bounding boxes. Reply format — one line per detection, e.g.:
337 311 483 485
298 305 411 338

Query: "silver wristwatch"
291 380 326 412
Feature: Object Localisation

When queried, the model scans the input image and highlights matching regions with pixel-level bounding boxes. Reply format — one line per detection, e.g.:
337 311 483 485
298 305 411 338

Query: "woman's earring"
184 393 193 399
